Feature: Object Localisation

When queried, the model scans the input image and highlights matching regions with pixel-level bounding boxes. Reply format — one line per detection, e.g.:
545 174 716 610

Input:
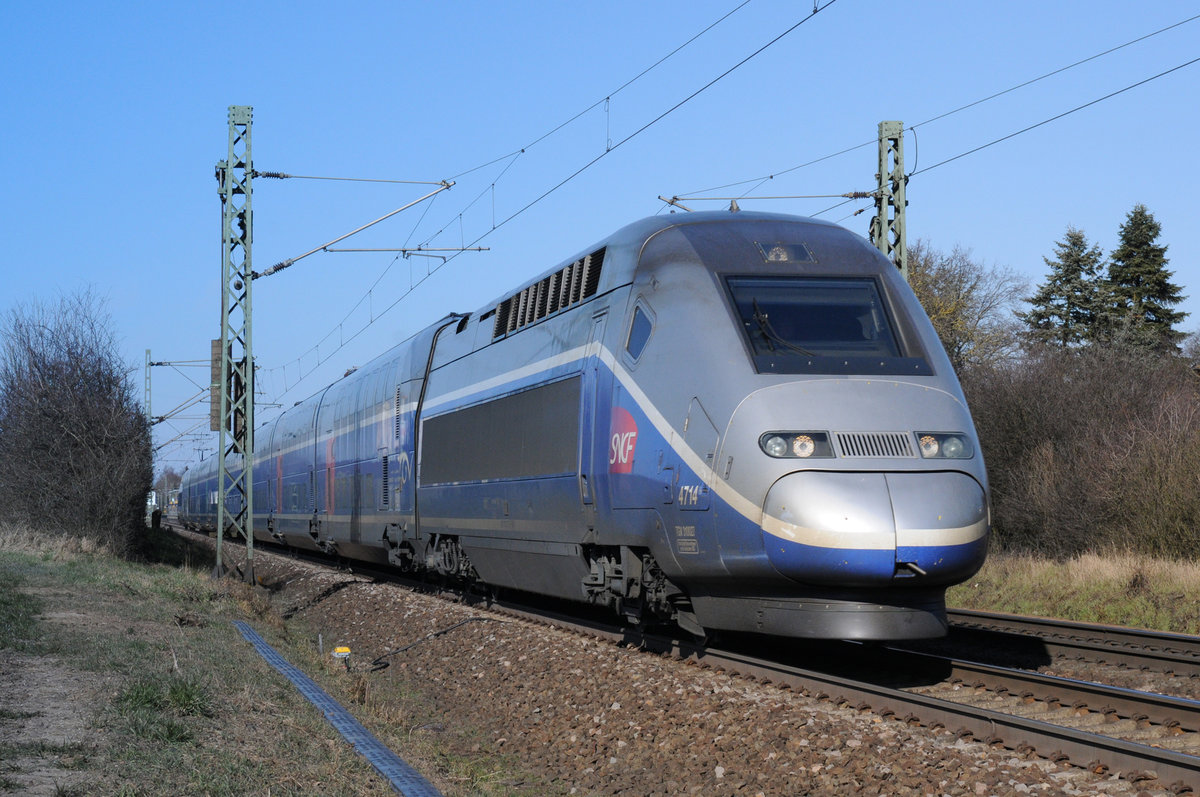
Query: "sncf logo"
609 407 638 473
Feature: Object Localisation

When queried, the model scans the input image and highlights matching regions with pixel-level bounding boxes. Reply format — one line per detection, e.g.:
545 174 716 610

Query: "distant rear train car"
180 211 989 640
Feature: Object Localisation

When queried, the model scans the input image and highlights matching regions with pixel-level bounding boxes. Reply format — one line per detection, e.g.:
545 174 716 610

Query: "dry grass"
948 550 1200 633
0 527 399 795
0 525 530 795
0 522 108 559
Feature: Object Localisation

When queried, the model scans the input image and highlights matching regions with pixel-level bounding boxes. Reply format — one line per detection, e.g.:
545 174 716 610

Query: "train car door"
393 384 415 516
381 380 417 568
579 310 608 521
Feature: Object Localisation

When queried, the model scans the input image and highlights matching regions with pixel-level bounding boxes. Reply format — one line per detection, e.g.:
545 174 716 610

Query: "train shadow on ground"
704 628 1054 690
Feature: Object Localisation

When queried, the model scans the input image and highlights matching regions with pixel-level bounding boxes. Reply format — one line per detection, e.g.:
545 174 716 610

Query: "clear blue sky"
2 1 1197 475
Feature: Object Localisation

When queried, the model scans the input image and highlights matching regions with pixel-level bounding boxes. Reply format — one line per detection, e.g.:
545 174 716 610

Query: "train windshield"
726 276 932 375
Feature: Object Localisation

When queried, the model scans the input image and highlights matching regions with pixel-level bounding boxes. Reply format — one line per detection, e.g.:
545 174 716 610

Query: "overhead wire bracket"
253 182 454 280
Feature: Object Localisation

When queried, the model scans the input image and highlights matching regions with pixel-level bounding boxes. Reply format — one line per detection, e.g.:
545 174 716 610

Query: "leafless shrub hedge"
0 291 152 554
962 346 1200 558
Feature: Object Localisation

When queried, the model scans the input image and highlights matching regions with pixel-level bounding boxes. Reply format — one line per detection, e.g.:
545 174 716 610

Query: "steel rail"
713 648 1200 790
489 601 1200 791
949 608 1200 677
884 645 1200 733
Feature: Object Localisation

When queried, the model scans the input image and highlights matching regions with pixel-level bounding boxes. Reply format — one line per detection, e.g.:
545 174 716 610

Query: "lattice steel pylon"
213 105 255 583
144 349 152 419
870 120 908 281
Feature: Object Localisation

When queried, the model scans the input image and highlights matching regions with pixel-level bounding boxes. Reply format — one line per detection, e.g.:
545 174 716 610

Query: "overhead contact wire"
686 11 1200 200
811 55 1200 215
910 55 1200 178
267 1 760 403
445 0 757 183
513 0 756 155
483 0 841 240
908 12 1200 132
265 0 839 407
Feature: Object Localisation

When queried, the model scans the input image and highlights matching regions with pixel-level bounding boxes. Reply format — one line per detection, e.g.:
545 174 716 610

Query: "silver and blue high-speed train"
180 210 989 640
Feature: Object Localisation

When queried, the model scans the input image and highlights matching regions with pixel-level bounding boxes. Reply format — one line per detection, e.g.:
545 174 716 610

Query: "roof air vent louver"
492 246 606 338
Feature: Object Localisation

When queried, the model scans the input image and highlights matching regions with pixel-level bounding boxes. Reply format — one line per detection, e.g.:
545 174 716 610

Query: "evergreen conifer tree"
1019 227 1105 347
1107 204 1187 350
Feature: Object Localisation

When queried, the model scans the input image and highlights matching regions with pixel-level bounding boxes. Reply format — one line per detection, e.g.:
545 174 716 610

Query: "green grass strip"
0 566 41 651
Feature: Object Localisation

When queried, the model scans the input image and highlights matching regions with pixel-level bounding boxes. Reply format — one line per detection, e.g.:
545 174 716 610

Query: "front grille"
835 432 914 458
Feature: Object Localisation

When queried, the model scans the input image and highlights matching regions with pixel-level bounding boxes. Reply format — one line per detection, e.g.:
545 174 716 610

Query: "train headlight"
915 432 973 459
792 435 815 458
764 435 789 457
759 431 833 459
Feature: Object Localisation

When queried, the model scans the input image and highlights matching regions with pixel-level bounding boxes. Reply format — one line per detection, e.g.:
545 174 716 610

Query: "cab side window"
626 304 653 361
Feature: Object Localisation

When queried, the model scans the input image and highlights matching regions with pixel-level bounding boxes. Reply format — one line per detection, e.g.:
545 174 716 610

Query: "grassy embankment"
0 525 532 796
947 551 1200 634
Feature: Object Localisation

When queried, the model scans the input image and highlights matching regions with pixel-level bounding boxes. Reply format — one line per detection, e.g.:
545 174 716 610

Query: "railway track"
177 526 1200 792
947 608 1200 678
493 601 1200 793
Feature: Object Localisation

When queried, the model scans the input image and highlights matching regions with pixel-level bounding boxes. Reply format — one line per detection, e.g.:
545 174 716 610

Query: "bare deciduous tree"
907 241 1027 372
0 290 152 553
1181 330 1200 364
153 466 182 511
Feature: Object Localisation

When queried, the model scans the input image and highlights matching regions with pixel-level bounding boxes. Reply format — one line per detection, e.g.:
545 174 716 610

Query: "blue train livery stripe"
195 338 984 566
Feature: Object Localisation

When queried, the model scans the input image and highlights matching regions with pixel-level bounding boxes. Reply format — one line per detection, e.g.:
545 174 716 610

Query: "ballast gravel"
235 547 1171 797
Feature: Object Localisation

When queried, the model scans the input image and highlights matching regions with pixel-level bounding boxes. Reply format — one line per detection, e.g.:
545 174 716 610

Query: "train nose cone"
761 471 988 587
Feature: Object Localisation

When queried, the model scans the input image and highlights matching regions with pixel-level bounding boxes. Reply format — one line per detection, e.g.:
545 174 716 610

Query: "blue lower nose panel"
896 539 988 584
766 539 899 586
761 471 896 586
761 470 989 588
